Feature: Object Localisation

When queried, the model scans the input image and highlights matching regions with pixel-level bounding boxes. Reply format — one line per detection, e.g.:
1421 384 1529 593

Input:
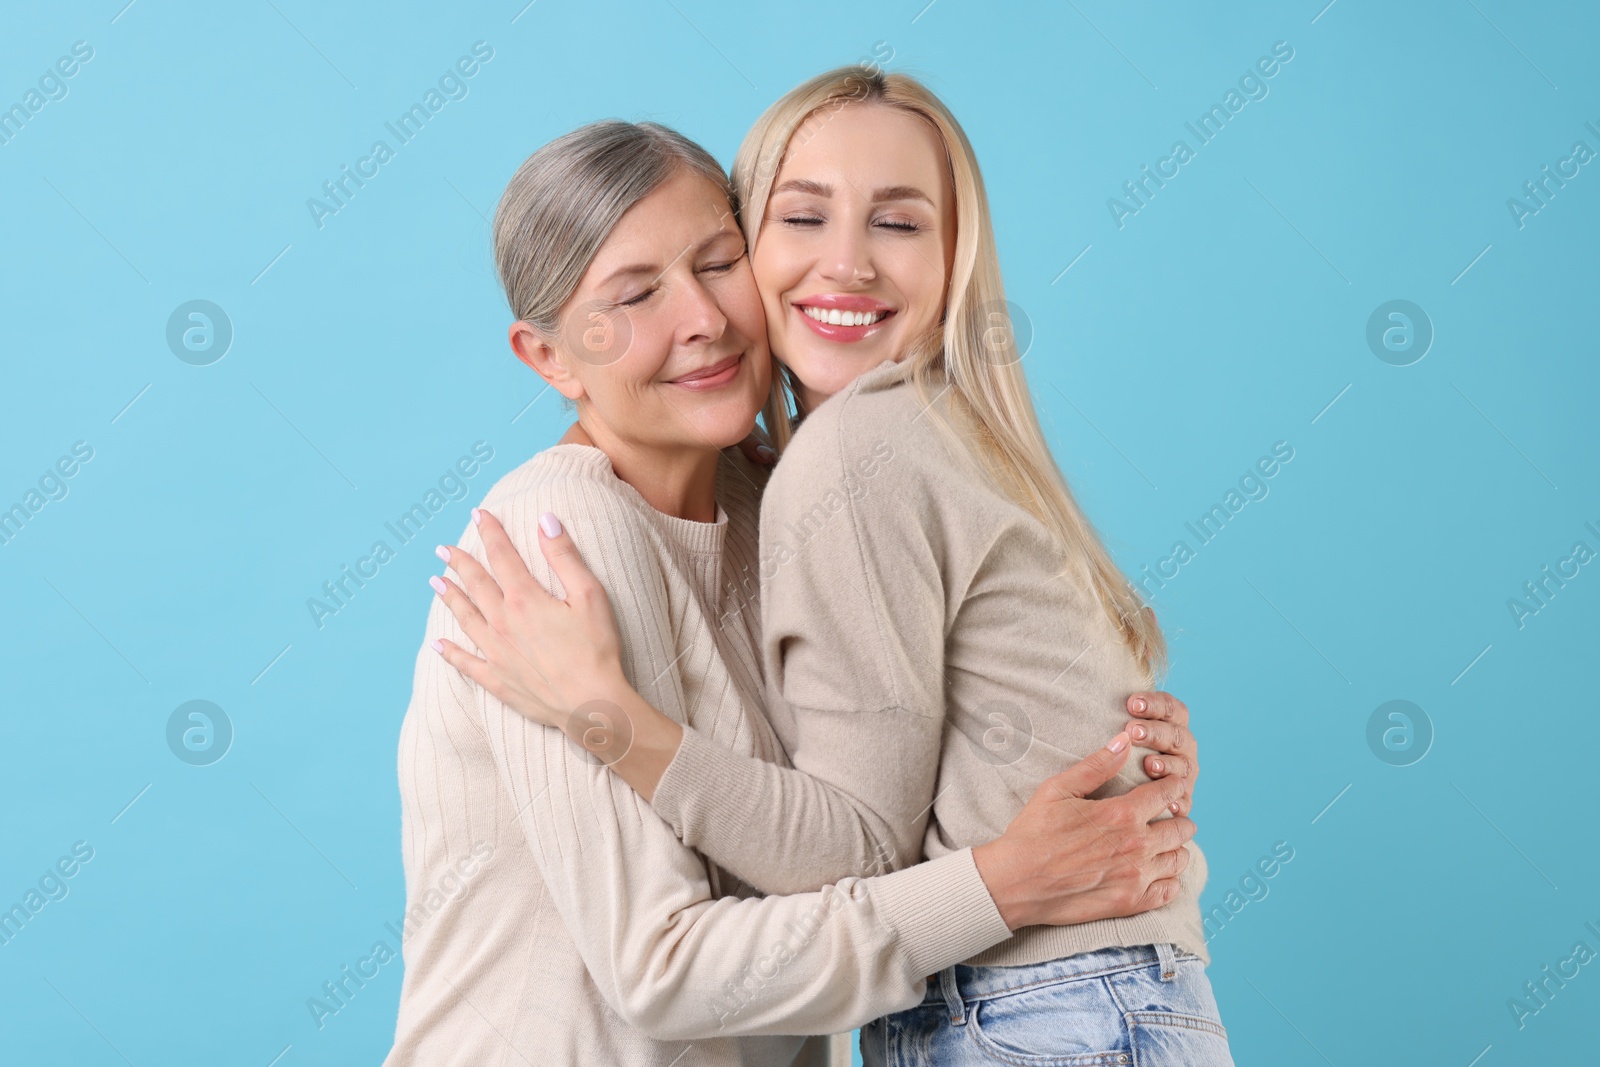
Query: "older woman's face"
546 169 770 452
751 102 956 412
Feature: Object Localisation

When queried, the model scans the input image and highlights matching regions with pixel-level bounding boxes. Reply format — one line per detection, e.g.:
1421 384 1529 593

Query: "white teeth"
802 306 884 327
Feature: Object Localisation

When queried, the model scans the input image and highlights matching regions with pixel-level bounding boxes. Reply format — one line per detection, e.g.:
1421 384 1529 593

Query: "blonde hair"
732 66 1166 679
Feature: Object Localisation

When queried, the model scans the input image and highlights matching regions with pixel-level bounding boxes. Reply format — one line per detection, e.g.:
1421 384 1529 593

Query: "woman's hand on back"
971 734 1195 931
429 508 627 733
1126 691 1199 816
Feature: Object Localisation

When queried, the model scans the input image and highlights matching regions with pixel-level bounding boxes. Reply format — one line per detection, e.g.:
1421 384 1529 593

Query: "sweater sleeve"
466 475 1009 1040
650 420 949 896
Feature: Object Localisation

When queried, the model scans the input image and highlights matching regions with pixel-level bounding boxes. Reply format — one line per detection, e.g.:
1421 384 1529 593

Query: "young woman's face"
545 169 770 452
751 102 956 411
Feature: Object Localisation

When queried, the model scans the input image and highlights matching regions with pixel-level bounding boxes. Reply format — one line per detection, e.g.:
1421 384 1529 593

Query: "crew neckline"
539 443 729 556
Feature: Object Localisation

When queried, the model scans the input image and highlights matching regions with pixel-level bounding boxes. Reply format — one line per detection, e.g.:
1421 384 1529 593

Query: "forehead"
583 170 738 274
777 103 949 195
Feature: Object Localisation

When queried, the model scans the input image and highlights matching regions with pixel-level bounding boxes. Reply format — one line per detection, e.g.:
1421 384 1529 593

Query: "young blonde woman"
388 118 1199 1065
432 68 1232 1065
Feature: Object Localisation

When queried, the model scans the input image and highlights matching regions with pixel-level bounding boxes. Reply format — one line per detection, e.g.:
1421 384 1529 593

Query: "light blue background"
2 1 1596 1064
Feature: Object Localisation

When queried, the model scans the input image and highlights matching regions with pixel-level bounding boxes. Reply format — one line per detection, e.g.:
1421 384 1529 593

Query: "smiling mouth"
666 351 744 390
793 300 895 341
799 306 890 327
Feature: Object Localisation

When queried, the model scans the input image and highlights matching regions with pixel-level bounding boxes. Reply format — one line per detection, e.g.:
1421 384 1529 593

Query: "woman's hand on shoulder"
428 507 628 735
735 430 778 467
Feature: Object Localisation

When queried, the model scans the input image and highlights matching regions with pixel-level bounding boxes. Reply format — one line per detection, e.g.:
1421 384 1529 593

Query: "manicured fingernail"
430 639 444 654
539 512 562 538
429 576 446 595
1130 724 1147 740
472 508 482 525
1150 759 1164 774
1170 801 1180 814
1107 732 1129 753
435 545 450 563
756 445 777 461
1131 697 1147 713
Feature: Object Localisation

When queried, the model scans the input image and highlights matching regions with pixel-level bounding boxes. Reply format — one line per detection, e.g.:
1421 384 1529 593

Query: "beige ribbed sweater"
384 444 1012 1066
651 357 1209 967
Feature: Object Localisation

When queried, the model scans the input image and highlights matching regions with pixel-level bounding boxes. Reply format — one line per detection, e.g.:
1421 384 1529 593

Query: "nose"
818 222 875 287
675 273 730 348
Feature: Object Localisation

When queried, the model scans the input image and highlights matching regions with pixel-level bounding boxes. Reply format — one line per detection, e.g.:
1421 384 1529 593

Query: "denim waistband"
921 943 1192 1006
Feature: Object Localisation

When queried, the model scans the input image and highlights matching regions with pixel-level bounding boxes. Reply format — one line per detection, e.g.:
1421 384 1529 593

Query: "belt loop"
1155 942 1178 982
938 965 966 1024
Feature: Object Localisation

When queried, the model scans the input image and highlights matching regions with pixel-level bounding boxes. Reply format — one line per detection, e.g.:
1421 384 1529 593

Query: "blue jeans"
860 943 1233 1066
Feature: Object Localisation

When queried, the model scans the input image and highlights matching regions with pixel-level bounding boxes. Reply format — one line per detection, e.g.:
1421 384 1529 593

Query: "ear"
509 321 585 401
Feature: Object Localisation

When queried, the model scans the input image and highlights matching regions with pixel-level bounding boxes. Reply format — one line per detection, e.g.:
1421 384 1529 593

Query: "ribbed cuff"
650 723 756 842
867 848 1013 978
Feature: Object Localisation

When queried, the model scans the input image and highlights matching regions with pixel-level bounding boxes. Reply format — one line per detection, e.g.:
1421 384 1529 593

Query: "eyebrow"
597 226 742 287
772 179 934 206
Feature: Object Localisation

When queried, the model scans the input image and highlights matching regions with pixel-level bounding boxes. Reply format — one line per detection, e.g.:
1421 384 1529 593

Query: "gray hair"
492 120 733 335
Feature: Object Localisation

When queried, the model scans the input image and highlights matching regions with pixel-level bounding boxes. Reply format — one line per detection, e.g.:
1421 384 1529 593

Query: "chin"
786 347 884 399
693 403 763 450
704 424 758 450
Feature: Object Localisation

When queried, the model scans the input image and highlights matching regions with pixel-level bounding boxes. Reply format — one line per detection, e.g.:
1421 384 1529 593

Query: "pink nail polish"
472 508 482 525
539 512 563 538
429 576 446 595
1107 732 1129 753
430 639 444 653
435 545 449 563
1132 697 1147 713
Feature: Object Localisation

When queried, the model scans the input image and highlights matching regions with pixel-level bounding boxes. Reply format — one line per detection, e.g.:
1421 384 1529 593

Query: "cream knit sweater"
650 358 1210 968
384 444 1012 1066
